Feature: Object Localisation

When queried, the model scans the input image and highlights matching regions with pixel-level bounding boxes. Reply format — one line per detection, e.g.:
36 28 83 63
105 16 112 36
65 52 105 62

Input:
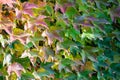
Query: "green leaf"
14 42 25 51
65 7 77 18
61 58 74 66
42 46 54 56
65 28 80 41
25 42 34 49
81 50 86 63
64 73 77 80
41 62 55 75
14 57 30 69
21 72 34 80
110 63 120 74
0 76 5 80
56 39 77 51
46 5 53 15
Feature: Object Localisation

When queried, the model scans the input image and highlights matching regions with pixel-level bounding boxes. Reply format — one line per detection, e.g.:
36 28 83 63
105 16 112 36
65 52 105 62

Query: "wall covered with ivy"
0 0 120 80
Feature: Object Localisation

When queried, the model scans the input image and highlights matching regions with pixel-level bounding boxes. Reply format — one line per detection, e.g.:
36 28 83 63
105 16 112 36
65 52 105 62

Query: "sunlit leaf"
0 34 7 47
3 54 12 66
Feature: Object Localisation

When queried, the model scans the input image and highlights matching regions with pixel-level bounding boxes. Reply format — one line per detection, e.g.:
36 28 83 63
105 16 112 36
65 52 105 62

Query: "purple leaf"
15 9 22 19
23 2 37 9
35 15 48 29
110 7 120 22
35 21 48 29
80 20 94 27
42 30 63 45
23 2 37 17
55 3 73 13
23 9 34 17
73 24 80 32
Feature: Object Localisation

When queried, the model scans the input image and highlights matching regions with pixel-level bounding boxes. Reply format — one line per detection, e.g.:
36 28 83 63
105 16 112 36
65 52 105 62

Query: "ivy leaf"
61 58 74 66
36 68 50 77
110 63 120 74
14 42 24 52
56 39 77 53
9 34 31 45
55 3 73 14
13 28 24 35
3 54 12 66
38 62 55 77
14 57 30 70
0 25 13 35
35 20 48 29
65 28 80 41
15 8 22 19
0 0 15 7
25 42 34 49
29 15 48 29
65 7 77 18
0 34 7 47
82 61 94 71
81 50 86 63
42 46 54 56
7 62 25 77
23 2 38 17
42 30 63 45
110 7 120 22
46 5 53 15
21 72 34 80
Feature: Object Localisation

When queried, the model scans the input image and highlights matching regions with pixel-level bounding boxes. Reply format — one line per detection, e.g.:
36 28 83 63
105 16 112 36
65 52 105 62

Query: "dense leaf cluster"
0 0 120 80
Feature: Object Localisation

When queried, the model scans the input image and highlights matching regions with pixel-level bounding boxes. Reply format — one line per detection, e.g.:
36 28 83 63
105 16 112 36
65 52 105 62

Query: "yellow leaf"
13 28 24 35
14 43 24 51
84 61 94 71
37 68 46 73
9 72 17 80
52 62 59 70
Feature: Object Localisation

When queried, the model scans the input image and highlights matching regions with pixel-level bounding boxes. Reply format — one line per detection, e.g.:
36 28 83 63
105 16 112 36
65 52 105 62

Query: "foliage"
0 0 120 80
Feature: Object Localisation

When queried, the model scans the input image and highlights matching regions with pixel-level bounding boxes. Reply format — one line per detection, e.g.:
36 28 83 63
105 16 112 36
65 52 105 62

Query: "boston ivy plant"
0 0 120 80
